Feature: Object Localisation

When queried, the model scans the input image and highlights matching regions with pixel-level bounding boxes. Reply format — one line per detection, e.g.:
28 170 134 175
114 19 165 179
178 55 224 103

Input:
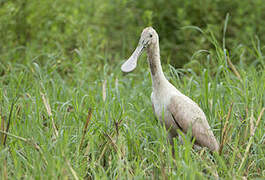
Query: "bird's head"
121 27 159 73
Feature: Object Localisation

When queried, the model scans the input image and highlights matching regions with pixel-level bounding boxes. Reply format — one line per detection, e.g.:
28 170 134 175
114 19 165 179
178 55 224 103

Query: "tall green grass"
0 25 264 179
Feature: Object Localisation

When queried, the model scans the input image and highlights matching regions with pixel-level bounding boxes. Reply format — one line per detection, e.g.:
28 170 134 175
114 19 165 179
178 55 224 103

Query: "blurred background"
0 0 264 68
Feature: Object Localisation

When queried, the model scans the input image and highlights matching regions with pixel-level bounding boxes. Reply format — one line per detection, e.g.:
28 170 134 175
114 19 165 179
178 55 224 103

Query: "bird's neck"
147 42 167 89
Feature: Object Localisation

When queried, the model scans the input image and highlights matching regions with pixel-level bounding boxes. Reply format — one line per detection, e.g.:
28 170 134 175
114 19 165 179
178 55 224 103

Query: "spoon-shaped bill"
121 44 144 72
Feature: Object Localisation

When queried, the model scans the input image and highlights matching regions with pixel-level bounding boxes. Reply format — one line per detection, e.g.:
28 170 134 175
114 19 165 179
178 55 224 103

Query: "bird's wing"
167 95 219 151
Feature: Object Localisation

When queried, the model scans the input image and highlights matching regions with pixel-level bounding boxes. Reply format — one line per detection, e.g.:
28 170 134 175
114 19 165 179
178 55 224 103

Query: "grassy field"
1 1 265 179
1 30 265 179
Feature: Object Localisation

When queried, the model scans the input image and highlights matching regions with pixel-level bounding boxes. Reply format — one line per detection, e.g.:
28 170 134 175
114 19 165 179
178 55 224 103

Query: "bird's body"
121 27 219 152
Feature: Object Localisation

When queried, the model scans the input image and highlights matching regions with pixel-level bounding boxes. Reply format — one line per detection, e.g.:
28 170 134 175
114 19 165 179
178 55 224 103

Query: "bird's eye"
149 34 153 38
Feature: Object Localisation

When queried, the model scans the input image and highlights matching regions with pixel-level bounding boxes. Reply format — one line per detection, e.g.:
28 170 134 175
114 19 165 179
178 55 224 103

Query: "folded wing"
168 95 219 152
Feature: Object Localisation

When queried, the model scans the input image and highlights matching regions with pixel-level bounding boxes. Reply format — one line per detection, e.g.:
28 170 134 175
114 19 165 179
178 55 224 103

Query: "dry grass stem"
251 107 264 136
79 108 92 151
40 92 58 137
3 159 8 180
0 130 48 166
227 56 242 80
115 78 119 95
249 111 255 136
243 107 249 142
64 155 79 180
98 119 124 162
238 107 265 171
104 133 119 153
219 102 233 155
98 143 108 163
102 80 107 102
0 129 28 142
0 112 4 144
3 101 15 146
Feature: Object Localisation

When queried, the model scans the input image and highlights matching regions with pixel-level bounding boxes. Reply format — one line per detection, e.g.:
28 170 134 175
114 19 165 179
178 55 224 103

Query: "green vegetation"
0 0 264 179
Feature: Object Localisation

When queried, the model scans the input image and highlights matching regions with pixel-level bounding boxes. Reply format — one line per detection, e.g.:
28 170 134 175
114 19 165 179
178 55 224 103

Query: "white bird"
121 27 219 152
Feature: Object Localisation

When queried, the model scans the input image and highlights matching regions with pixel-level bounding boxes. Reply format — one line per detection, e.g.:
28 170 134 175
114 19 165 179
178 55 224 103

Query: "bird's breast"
151 90 179 136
